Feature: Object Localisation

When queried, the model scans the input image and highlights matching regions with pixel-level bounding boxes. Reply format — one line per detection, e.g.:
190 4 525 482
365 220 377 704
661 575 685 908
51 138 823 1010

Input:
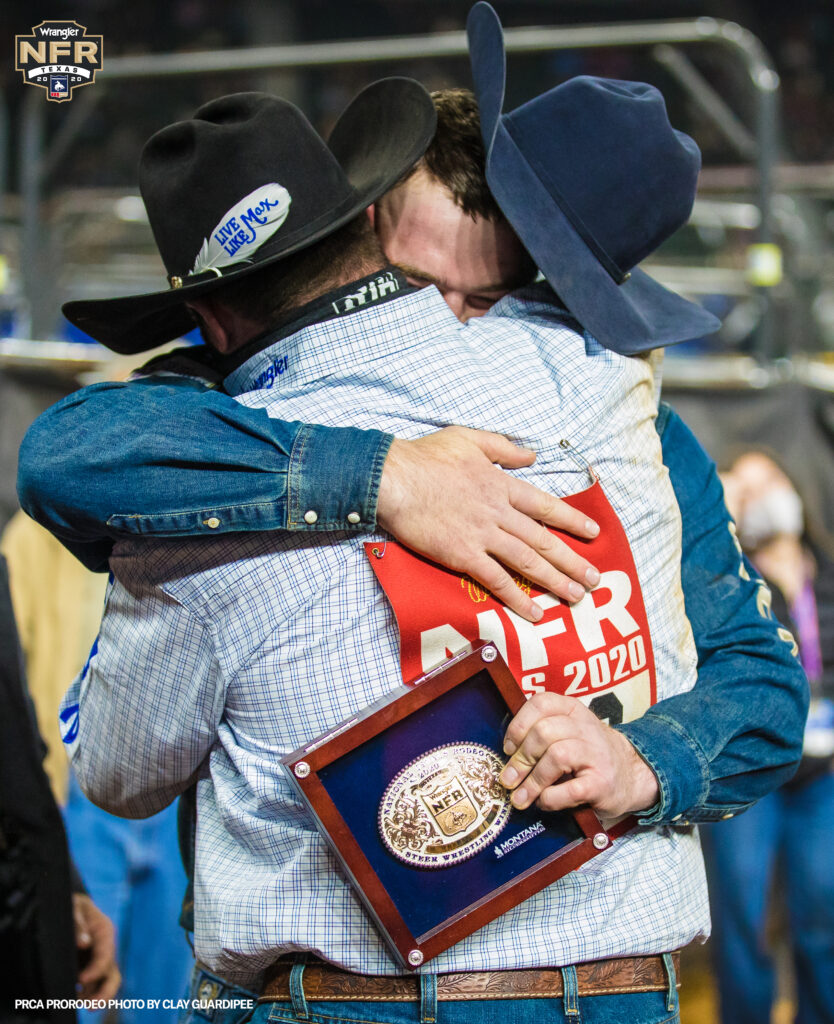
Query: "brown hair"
399 87 503 222
209 213 385 324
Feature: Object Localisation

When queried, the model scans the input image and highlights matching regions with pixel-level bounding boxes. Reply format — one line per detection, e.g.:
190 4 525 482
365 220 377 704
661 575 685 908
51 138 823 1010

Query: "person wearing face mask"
703 451 834 1024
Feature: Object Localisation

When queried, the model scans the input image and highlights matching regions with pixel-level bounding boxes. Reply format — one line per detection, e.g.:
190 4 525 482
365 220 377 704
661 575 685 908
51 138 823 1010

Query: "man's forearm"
18 376 389 572
616 404 808 824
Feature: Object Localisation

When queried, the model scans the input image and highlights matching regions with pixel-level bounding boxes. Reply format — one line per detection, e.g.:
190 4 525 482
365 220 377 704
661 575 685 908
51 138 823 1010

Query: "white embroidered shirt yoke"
62 281 706 987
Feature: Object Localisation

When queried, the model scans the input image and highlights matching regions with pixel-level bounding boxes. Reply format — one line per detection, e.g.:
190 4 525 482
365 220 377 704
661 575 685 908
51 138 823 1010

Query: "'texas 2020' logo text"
15 21 102 103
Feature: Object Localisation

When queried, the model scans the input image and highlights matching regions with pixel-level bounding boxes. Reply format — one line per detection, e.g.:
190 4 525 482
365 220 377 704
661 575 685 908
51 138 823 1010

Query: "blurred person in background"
1 513 109 805
703 451 834 1024
2 509 192 1021
1 553 119 1020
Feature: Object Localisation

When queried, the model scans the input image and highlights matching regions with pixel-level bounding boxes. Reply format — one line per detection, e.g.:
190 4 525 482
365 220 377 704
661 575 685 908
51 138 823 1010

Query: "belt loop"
289 963 310 1020
419 973 437 1024
560 965 581 1020
662 953 678 1013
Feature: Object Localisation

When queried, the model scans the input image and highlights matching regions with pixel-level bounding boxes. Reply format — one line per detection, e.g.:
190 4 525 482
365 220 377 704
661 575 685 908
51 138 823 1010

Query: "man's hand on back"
377 425 601 622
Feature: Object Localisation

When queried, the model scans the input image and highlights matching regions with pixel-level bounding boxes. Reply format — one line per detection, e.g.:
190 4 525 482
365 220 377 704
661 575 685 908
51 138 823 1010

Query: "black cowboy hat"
63 78 437 354
467 2 720 354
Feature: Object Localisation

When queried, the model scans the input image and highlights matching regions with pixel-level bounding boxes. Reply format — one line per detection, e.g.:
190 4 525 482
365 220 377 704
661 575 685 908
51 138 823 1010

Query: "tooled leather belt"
259 952 680 1002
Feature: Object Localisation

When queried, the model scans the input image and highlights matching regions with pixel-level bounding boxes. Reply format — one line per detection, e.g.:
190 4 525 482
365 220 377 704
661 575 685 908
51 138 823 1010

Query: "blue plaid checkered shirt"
62 283 708 987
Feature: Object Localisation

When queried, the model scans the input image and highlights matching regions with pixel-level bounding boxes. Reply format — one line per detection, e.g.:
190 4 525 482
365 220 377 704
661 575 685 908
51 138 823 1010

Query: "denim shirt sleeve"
17 376 393 573
617 402 809 825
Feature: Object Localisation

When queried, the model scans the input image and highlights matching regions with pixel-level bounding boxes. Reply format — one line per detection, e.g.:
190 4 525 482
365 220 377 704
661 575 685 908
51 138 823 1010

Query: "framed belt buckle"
282 642 611 970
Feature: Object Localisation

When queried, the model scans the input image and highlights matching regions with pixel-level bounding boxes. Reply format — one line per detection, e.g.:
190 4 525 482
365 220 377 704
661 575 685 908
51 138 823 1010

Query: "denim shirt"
624 403 807 825
17 374 807 823
18 370 392 573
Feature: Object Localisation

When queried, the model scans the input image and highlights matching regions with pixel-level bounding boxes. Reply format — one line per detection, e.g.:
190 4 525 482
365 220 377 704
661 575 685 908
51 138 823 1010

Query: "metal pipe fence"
12 16 781 351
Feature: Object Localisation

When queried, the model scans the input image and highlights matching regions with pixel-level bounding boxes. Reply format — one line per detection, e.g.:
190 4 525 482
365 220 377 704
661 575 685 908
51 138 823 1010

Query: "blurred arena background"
3 2 834 1021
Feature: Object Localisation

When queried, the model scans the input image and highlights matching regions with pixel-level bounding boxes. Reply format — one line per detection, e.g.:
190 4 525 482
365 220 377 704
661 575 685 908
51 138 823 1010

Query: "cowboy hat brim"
467 2 720 354
63 77 437 355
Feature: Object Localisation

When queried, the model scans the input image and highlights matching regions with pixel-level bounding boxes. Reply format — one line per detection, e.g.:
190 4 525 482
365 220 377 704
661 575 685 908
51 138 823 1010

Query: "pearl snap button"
304 510 318 524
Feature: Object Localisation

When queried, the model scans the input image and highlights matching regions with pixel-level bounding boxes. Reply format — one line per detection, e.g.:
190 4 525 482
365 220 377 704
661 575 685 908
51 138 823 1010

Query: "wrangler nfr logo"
15 21 102 103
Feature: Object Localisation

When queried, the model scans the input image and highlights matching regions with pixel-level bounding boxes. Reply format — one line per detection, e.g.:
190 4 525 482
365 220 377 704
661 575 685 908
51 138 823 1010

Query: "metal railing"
14 16 781 351
662 353 834 392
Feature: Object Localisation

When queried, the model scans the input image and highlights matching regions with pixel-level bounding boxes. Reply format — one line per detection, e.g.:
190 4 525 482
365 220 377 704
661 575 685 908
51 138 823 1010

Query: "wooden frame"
282 643 612 970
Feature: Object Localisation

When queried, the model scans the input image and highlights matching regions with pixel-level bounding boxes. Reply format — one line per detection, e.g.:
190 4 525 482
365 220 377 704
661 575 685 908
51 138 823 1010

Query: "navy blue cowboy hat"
467 2 720 354
63 78 437 355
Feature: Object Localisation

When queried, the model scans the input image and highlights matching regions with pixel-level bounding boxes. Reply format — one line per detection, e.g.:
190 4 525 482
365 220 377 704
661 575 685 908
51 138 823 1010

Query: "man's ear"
366 204 376 228
186 298 231 353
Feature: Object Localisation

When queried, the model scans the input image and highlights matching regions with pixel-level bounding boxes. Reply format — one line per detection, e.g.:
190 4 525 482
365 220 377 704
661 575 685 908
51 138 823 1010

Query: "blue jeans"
64 772 194 1024
249 962 679 1024
178 962 258 1024
702 769 834 1024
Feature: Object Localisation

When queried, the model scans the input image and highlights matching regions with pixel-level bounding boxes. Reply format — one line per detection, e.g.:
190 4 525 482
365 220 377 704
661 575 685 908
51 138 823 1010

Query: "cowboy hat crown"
63 79 437 354
467 1 720 354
